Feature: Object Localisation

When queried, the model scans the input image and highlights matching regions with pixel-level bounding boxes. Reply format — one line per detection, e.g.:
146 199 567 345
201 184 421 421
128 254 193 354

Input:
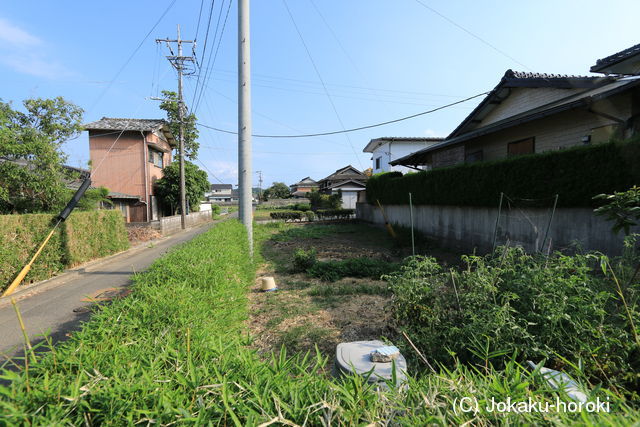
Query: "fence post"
409 192 415 256
492 192 504 252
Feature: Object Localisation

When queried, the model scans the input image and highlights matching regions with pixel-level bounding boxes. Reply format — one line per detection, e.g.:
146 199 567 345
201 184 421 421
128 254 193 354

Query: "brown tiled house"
84 117 176 222
289 177 319 198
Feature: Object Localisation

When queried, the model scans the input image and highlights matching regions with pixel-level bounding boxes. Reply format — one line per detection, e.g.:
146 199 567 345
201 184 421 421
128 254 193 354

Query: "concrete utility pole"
156 25 195 230
256 170 263 204
239 0 253 255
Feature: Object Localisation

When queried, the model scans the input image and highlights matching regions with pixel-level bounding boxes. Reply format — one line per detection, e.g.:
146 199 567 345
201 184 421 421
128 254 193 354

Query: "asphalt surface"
0 216 230 360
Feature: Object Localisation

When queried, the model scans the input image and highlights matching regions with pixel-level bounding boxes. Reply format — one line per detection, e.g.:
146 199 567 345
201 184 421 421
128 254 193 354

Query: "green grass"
1 220 638 424
307 282 390 297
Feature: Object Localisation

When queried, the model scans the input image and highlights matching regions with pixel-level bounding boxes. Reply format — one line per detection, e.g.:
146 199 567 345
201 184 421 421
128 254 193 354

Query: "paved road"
0 216 229 359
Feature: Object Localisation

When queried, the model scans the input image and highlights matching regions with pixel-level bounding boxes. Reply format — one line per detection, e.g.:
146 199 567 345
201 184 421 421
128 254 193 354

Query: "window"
375 157 381 170
148 147 164 168
465 150 483 163
507 137 535 157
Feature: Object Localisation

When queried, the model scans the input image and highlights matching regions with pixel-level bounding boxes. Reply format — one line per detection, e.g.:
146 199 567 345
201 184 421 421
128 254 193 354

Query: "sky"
1 1 638 189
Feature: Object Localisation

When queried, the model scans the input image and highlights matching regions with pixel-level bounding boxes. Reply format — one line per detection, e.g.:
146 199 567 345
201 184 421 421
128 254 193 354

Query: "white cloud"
206 160 238 185
0 17 41 46
3 53 74 79
0 17 75 80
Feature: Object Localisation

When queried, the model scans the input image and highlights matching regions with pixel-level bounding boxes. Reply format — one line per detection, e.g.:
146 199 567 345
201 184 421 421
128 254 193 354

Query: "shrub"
292 248 317 272
367 139 640 207
386 248 640 394
269 210 303 221
308 190 342 210
211 204 221 217
0 211 129 292
304 210 316 221
594 185 640 234
316 208 355 220
307 257 398 282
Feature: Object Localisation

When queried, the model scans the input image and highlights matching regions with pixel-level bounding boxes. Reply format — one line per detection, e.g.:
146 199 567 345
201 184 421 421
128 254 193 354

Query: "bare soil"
248 222 461 359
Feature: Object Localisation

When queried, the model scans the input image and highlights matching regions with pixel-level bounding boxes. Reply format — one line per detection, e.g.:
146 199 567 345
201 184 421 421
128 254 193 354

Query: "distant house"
84 117 176 222
289 177 319 198
392 57 640 169
318 165 368 209
206 184 233 202
363 137 443 173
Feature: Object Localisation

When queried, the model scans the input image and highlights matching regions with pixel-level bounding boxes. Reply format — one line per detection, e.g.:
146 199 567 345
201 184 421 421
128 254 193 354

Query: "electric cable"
196 90 488 138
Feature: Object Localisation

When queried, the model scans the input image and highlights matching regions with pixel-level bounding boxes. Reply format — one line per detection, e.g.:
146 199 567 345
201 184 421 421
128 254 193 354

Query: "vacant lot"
249 222 458 357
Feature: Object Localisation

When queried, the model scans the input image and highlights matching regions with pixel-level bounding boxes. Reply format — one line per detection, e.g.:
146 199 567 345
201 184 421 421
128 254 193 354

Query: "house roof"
448 69 613 139
591 43 640 74
107 191 141 200
391 76 640 167
291 176 318 186
210 184 232 190
327 179 367 190
319 165 367 183
84 117 177 147
363 137 444 153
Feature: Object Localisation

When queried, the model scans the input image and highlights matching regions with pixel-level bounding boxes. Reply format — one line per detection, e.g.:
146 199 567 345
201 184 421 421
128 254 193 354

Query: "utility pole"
156 25 195 230
239 0 253 255
256 170 263 204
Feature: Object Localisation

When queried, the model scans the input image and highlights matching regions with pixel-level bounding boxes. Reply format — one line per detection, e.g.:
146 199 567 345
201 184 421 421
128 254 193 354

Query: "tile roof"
591 43 640 73
84 117 167 131
210 184 233 190
505 70 595 80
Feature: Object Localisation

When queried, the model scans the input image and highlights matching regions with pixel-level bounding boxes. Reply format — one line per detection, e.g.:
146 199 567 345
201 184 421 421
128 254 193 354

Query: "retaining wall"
356 202 636 255
159 210 213 235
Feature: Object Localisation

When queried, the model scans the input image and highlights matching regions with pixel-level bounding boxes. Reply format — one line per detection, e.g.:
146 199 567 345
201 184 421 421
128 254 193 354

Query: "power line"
194 0 233 113
196 90 488 138
194 0 206 41
191 0 217 107
412 0 532 71
89 0 177 112
281 0 364 170
195 157 225 184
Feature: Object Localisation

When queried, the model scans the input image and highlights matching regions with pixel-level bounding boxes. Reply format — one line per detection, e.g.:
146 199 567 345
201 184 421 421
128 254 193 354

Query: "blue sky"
1 1 638 188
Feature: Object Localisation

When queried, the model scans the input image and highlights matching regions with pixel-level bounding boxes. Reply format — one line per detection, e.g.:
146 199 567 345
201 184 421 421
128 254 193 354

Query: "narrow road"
0 216 231 359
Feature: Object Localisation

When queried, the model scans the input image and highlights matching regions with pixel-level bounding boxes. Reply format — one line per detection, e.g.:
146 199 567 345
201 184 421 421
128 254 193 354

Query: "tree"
0 97 84 214
308 189 342 210
263 182 291 200
159 90 200 160
154 161 209 215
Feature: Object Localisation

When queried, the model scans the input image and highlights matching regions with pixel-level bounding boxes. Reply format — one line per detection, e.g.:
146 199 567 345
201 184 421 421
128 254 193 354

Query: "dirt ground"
248 222 460 359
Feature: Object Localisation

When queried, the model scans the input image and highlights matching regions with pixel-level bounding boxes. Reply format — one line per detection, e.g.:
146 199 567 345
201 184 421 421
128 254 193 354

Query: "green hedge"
0 210 130 292
316 208 355 219
367 139 640 207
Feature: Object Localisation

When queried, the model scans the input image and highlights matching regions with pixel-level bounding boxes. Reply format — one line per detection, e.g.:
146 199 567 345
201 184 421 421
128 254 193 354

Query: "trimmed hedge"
316 208 355 219
367 139 640 207
269 210 304 221
0 210 130 292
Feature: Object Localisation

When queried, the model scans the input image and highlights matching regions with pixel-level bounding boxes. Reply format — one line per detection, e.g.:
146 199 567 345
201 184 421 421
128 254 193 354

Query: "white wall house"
206 184 233 202
363 137 444 174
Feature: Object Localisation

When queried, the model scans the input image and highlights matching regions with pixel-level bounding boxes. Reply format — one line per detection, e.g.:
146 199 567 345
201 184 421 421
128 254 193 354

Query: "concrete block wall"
357 202 635 256
159 210 213 235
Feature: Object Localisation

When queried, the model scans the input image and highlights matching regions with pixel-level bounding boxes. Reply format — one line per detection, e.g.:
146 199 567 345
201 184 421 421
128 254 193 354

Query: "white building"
363 137 444 174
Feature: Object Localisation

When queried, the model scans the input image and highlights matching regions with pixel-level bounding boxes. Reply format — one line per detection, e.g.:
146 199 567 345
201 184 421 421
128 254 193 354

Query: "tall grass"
1 221 637 424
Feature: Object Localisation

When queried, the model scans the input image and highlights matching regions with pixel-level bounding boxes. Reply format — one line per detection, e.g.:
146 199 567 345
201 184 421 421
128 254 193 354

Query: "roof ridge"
505 69 599 80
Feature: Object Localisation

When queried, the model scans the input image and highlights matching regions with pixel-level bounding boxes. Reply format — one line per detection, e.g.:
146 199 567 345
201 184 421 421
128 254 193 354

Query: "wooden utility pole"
156 25 195 229
239 0 253 255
